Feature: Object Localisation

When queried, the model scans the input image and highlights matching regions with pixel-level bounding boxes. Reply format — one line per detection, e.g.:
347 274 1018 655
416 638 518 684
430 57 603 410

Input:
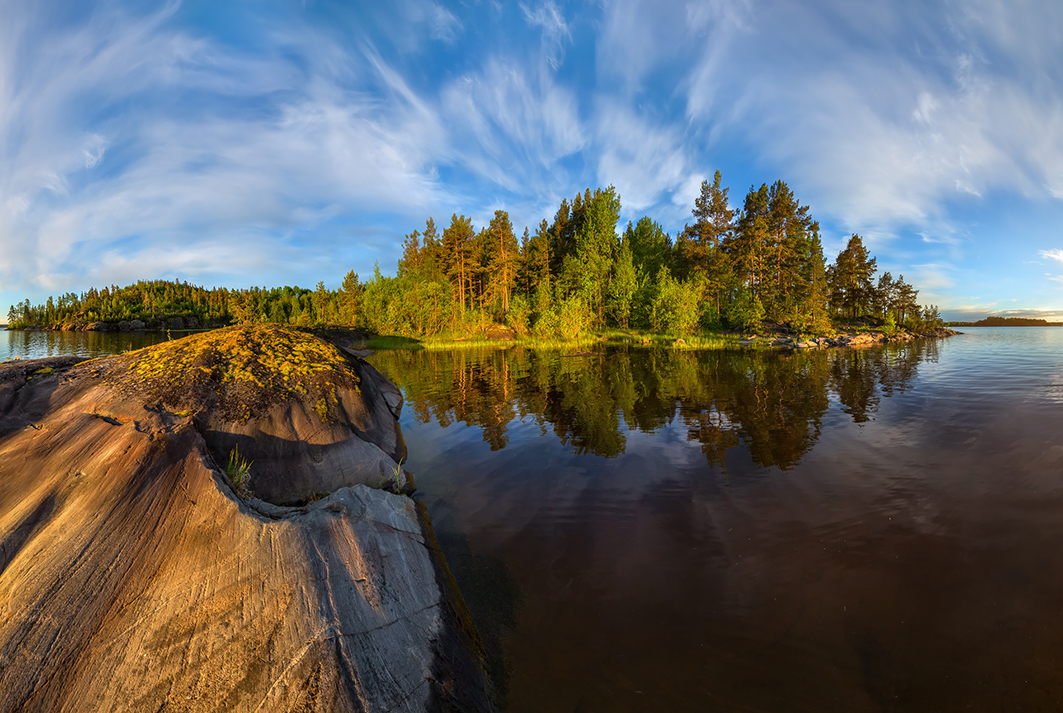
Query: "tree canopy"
8 172 944 338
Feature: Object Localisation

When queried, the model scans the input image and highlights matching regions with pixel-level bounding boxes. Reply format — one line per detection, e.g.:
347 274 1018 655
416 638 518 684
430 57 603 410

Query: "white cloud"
520 1 570 70
5 0 1063 320
0 3 472 302
681 0 1063 244
910 263 955 290
395 0 462 44
439 57 584 197
594 103 690 214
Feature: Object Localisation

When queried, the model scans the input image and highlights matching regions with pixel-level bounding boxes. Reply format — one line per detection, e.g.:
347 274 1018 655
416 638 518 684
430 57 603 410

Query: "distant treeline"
8 171 943 337
5 280 355 331
949 317 1063 327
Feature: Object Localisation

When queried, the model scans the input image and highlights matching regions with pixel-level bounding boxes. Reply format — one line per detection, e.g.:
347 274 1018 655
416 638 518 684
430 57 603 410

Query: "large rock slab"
0 328 495 712
96 325 410 505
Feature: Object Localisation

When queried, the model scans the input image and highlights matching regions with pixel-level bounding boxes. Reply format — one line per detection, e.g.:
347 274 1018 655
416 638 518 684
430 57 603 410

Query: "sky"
2 0 1063 322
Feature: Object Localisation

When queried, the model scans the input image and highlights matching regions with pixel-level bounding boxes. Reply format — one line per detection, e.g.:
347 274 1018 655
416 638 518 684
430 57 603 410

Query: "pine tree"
341 270 361 326
828 234 877 320
691 170 735 265
398 229 421 278
730 184 771 302
442 214 475 320
486 210 519 312
560 186 621 327
690 170 735 319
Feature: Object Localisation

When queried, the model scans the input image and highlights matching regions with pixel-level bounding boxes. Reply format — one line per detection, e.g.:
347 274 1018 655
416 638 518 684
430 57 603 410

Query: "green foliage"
225 445 253 498
7 280 233 330
533 293 592 340
559 187 622 327
728 289 766 333
882 311 898 338
8 171 942 341
391 456 406 491
650 267 703 335
827 234 877 320
904 304 943 332
607 238 637 328
506 294 532 338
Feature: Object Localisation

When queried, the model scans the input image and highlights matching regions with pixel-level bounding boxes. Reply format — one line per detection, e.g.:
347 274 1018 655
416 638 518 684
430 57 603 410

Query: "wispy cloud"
3 0 1063 320
682 0 1063 245
1040 249 1063 265
594 102 691 215
0 2 466 300
520 1 570 70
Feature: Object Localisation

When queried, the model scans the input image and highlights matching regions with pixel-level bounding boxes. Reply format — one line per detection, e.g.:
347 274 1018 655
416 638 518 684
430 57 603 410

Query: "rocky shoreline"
737 327 961 349
0 325 496 712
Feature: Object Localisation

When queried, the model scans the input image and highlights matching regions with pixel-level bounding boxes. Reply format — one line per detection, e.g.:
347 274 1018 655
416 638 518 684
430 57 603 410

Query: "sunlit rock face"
0 326 495 713
95 325 410 504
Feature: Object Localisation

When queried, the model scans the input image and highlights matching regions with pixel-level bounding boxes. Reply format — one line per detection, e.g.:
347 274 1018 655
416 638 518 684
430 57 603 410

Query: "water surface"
369 328 1063 712
7 326 1063 709
1 328 173 360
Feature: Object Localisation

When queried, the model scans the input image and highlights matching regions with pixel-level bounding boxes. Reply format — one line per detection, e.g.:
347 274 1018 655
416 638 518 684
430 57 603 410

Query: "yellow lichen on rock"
102 325 361 422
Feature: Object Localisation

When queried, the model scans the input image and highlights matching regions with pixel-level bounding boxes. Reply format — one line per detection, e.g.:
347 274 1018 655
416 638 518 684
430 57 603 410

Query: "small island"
949 316 1063 327
6 174 955 351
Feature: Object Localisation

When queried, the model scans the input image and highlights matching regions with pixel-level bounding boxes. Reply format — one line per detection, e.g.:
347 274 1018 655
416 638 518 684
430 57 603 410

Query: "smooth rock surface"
0 327 494 712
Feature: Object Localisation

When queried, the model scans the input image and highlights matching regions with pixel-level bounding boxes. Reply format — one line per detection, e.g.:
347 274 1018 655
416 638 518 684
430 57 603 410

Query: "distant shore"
948 318 1063 327
8 316 221 333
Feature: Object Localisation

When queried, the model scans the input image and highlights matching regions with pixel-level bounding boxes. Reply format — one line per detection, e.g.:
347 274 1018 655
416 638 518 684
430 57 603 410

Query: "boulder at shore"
0 326 495 712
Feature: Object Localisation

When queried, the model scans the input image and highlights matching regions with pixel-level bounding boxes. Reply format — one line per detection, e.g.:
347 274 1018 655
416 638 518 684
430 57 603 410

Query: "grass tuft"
225 445 253 498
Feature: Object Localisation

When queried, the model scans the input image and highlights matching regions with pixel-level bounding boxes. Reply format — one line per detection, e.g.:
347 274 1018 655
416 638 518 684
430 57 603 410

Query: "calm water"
368 328 1063 712
0 328 178 360
7 327 1063 710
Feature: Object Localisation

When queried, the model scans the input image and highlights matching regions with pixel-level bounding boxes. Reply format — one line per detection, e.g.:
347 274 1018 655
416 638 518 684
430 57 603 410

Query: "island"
948 317 1063 327
0 325 496 712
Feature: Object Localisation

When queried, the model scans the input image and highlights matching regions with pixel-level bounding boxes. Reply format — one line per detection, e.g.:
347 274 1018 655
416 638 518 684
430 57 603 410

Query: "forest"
7 171 943 337
949 316 1063 327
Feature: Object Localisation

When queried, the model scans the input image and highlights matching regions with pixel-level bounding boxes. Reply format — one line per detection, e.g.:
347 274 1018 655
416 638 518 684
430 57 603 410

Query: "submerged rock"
0 325 495 712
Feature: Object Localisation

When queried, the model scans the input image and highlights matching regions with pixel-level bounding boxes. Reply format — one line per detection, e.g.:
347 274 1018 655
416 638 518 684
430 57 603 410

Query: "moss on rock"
99 325 361 423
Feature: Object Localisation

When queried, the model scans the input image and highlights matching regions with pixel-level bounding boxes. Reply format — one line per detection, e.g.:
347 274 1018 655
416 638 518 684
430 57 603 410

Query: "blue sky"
2 0 1063 321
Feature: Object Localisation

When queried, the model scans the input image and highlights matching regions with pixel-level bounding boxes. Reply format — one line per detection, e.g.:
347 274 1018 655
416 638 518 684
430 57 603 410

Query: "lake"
0 328 174 360
367 328 1063 712
6 326 1063 710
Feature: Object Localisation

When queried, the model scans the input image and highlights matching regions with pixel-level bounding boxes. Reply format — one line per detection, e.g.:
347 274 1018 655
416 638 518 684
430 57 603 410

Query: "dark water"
1 328 178 361
369 328 1063 712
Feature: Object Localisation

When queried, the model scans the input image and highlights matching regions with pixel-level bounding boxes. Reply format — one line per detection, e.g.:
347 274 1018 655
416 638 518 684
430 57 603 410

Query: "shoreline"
365 328 960 352
5 323 961 353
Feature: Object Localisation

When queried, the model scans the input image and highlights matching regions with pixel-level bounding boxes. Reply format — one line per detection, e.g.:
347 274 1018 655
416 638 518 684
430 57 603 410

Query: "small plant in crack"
391 456 406 492
225 444 253 498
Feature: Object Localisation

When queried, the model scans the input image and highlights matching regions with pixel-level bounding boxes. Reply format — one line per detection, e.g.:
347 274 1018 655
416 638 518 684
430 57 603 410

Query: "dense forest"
7 172 943 337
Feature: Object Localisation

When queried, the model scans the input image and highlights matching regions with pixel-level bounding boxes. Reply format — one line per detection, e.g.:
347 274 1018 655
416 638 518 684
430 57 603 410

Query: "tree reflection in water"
370 341 937 469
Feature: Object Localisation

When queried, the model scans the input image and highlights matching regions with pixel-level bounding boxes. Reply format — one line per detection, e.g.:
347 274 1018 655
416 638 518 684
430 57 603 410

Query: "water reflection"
0 329 174 360
371 342 937 470
372 334 1063 711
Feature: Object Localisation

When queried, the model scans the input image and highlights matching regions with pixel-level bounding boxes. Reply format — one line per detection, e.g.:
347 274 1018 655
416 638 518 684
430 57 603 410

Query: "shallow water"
368 329 1063 712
